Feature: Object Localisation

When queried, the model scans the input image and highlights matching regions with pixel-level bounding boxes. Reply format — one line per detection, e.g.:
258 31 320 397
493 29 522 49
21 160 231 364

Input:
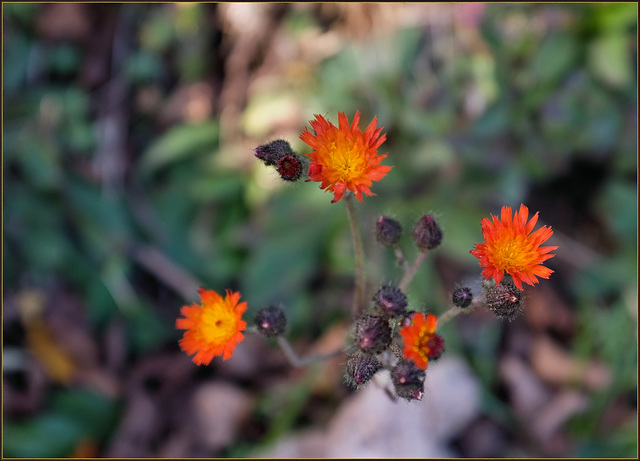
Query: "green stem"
345 193 366 318
398 250 428 291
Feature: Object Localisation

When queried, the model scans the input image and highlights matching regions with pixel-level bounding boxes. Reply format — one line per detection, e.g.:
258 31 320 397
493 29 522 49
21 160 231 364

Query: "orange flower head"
399 312 441 370
176 288 247 365
300 110 392 203
470 204 558 290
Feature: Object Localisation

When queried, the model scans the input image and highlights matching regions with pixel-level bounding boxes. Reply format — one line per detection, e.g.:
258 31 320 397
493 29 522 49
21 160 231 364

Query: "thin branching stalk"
276 336 343 368
398 250 428 291
437 300 481 326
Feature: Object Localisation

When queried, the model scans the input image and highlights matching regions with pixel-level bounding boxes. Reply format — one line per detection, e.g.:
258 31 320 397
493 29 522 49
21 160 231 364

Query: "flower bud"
484 280 523 321
254 139 294 167
354 315 392 354
412 215 442 251
345 352 382 389
373 285 408 318
452 286 473 308
277 154 304 182
375 216 402 247
254 305 287 337
391 360 426 401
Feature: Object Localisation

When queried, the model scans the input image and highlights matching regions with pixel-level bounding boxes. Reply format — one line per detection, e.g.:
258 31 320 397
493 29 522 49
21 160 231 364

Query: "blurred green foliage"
3 3 636 457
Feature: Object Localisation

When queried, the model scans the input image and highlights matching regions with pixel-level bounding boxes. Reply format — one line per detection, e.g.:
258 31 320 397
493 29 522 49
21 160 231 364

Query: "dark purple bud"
376 216 402 247
412 215 443 251
254 305 287 337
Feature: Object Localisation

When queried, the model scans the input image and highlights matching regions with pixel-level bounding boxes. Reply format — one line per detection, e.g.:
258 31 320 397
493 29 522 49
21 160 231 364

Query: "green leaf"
139 120 220 176
588 32 632 89
533 33 578 84
3 389 119 458
125 301 172 353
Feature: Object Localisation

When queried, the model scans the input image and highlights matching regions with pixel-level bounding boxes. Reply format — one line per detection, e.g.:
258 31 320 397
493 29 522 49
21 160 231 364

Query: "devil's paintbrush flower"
399 312 443 371
176 288 247 365
300 110 391 203
471 204 557 290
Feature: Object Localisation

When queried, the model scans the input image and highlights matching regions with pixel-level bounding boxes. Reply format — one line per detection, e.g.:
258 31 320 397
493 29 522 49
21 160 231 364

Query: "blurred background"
2 2 637 458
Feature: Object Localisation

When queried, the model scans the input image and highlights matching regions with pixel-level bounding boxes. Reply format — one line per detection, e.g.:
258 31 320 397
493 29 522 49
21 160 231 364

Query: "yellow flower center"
491 234 533 269
412 326 433 359
328 139 366 183
197 302 237 344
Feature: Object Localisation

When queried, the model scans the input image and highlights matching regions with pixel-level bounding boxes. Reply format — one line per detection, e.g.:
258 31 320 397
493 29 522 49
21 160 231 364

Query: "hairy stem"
345 193 366 318
398 250 428 291
394 246 410 271
437 300 481 326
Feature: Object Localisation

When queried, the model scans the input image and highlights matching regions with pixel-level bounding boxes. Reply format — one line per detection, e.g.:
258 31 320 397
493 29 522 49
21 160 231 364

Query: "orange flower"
399 312 442 370
176 288 247 365
470 204 558 290
300 110 391 203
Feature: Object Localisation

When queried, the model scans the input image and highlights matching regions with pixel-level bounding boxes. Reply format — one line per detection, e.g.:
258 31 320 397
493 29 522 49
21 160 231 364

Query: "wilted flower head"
471 204 557 290
176 288 247 365
484 279 524 321
300 110 391 203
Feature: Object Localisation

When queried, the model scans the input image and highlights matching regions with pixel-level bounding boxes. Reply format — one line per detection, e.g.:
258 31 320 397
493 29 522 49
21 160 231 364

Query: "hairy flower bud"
412 215 443 251
345 352 382 389
375 216 402 247
254 305 287 337
484 280 523 321
254 139 295 167
277 154 304 182
373 285 408 318
452 287 473 308
354 315 392 354
391 360 426 401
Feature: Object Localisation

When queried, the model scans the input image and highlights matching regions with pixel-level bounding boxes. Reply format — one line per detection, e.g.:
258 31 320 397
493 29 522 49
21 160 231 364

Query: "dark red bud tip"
277 155 303 181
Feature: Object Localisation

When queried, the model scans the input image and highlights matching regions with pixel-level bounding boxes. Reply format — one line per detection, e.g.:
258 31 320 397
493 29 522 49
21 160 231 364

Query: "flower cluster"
175 110 558 407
